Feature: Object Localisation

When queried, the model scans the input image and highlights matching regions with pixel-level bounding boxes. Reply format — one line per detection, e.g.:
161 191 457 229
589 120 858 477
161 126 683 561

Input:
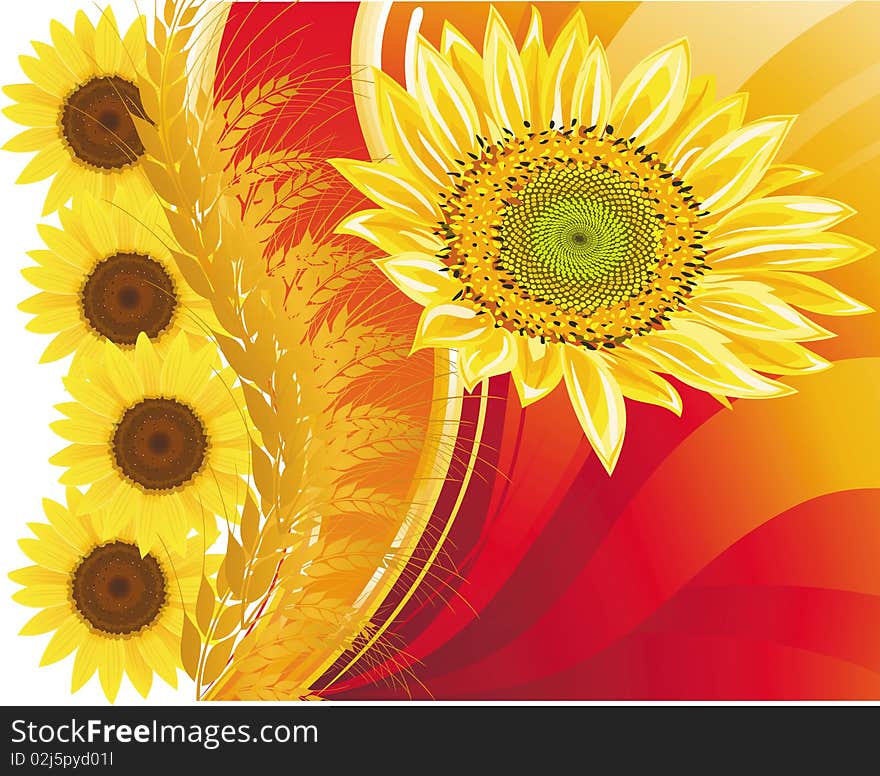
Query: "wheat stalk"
130 0 453 701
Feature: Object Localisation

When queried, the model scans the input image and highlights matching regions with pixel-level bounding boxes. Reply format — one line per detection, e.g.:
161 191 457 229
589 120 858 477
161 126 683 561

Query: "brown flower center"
80 252 177 345
113 398 207 490
61 76 147 169
71 541 166 635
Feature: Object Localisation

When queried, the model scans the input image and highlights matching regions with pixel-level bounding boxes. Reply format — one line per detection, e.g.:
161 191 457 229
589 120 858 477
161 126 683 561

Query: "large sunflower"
3 8 150 214
10 488 211 702
332 6 874 472
50 332 250 555
19 190 217 365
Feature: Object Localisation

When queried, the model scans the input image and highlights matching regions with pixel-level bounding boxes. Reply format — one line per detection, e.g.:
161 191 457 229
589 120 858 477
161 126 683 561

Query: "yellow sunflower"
332 6 874 473
18 189 217 365
10 488 213 702
3 8 151 214
50 332 250 555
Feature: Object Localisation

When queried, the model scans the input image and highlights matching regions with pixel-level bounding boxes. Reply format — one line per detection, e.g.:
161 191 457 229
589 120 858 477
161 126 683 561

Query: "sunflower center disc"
80 253 177 345
437 127 707 347
71 541 166 635
61 76 147 169
113 398 207 490
499 166 660 311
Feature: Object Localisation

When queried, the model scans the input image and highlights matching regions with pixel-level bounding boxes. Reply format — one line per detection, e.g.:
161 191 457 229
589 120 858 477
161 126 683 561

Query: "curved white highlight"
404 7 424 94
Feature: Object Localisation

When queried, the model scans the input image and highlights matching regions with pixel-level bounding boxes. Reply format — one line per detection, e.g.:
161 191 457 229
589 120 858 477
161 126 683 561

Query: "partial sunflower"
332 6 874 473
50 332 250 555
3 8 151 214
18 189 217 365
9 487 213 702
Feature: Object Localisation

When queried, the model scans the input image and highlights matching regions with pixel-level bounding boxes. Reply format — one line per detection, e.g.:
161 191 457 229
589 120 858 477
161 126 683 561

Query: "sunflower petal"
483 7 530 132
627 320 793 398
58 450 116 488
3 82 58 108
571 39 612 132
163 335 214 401
20 605 69 636
13 583 68 607
26 522 76 560
687 116 795 214
71 633 100 692
375 252 458 307
74 10 96 53
18 48 74 97
41 618 84 666
36 222 89 263
62 374 119 418
120 17 147 78
606 351 682 415
336 209 444 255
726 336 830 376
412 303 493 351
688 281 830 341
459 329 518 391
439 21 494 130
17 532 75 572
135 332 162 395
22 261 82 293
16 144 67 182
43 163 80 215
49 415 108 445
668 93 748 174
95 7 123 73
511 336 563 406
519 6 549 127
4 100 58 132
135 498 157 555
4 127 57 152
77 476 121 514
98 639 125 702
652 74 716 155
411 34 481 162
66 486 84 514
373 67 450 188
18 290 69 314
9 565 68 587
50 19 93 80
761 271 871 316
562 347 626 474
330 158 439 222
161 497 190 557
43 497 92 550
610 38 691 146
125 640 153 698
24 306 79 333
41 327 82 362
104 483 138 535
541 10 588 129
139 626 179 687
750 164 821 199
706 196 856 249
709 232 874 273
101 339 145 406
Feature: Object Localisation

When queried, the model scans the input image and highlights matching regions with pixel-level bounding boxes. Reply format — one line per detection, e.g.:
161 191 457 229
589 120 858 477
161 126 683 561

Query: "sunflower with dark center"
18 190 218 365
2 8 152 214
332 5 874 473
9 490 212 702
50 332 251 555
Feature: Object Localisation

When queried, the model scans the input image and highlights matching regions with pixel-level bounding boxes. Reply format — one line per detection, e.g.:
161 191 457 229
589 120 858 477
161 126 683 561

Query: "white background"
0 1 190 705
